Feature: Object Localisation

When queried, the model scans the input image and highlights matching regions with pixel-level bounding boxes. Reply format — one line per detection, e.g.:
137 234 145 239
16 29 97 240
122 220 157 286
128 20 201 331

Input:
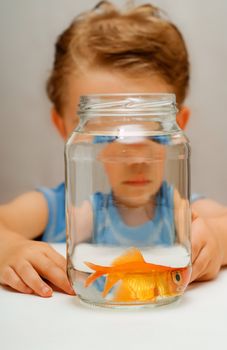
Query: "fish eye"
172 271 182 285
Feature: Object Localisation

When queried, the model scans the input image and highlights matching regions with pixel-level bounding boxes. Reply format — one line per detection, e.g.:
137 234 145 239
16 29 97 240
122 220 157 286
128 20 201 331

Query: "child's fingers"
191 211 199 222
0 266 33 294
191 240 201 264
31 255 74 295
190 247 210 282
191 218 205 264
14 260 53 297
195 261 219 281
191 234 203 265
45 246 67 272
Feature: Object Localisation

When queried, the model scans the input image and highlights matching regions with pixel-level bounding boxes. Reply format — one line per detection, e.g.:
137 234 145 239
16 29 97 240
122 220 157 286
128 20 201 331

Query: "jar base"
77 294 182 309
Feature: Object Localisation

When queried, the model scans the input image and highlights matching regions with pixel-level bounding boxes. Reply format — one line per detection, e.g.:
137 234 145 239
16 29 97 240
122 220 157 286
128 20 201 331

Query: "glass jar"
65 93 191 308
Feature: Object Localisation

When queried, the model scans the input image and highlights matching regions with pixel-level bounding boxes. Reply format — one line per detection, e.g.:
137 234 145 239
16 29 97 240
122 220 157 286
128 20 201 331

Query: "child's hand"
0 235 74 297
190 216 223 282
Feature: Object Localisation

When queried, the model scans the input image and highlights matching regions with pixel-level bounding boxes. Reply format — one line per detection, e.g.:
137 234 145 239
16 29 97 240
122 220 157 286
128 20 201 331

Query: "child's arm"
0 192 73 297
173 192 227 282
190 199 227 282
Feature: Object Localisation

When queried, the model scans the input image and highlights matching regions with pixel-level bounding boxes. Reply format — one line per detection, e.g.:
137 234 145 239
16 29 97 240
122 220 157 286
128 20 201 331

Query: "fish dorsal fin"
112 247 145 267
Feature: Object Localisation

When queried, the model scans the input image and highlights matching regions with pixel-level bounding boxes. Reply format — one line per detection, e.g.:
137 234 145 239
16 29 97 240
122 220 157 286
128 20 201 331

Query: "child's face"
53 68 189 206
99 139 165 207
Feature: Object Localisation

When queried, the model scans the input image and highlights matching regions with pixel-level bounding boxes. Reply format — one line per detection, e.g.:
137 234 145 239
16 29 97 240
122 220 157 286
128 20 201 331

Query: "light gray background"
0 0 227 204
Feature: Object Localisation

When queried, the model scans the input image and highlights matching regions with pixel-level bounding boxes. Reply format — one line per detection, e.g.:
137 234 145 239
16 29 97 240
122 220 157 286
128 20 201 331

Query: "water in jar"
65 129 191 308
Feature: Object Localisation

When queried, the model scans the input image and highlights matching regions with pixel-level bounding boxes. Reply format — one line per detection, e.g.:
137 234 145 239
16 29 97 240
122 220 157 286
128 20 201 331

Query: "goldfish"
84 247 191 302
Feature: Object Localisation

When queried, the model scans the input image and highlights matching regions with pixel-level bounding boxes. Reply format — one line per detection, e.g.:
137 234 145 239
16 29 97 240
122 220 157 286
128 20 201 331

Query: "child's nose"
129 161 149 172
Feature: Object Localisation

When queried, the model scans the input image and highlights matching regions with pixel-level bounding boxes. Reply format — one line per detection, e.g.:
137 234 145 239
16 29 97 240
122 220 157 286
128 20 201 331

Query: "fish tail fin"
84 262 109 287
84 271 105 287
103 274 122 297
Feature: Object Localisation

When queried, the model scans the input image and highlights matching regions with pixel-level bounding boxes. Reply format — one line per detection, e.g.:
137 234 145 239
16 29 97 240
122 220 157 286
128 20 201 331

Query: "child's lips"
123 179 151 186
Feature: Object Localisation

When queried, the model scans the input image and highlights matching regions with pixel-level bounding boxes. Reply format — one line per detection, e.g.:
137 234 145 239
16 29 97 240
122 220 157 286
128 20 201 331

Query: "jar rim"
78 93 177 117
80 92 175 97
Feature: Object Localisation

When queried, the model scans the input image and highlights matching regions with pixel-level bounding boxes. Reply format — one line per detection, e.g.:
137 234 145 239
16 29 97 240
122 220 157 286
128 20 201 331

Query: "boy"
0 1 226 297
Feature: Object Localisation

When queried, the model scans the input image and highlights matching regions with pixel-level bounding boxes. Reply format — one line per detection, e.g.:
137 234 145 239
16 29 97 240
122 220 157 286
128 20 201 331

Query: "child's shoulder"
37 182 65 201
36 182 66 242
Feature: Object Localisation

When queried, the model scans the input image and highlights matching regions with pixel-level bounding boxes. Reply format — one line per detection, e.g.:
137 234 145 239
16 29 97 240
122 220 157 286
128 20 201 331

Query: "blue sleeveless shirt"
91 182 174 246
37 182 204 243
37 183 66 242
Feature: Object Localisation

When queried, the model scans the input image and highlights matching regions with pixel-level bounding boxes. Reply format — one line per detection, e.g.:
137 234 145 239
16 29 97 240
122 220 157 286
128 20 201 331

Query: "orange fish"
84 247 191 302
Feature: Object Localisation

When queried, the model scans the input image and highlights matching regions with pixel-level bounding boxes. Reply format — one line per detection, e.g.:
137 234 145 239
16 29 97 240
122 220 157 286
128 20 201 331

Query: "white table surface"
0 243 227 350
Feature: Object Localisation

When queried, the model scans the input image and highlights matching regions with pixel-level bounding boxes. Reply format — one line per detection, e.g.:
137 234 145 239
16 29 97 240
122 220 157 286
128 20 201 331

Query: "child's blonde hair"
47 1 190 116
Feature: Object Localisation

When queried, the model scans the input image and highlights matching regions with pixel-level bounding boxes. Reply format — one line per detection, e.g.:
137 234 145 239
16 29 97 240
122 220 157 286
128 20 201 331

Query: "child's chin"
122 195 152 208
